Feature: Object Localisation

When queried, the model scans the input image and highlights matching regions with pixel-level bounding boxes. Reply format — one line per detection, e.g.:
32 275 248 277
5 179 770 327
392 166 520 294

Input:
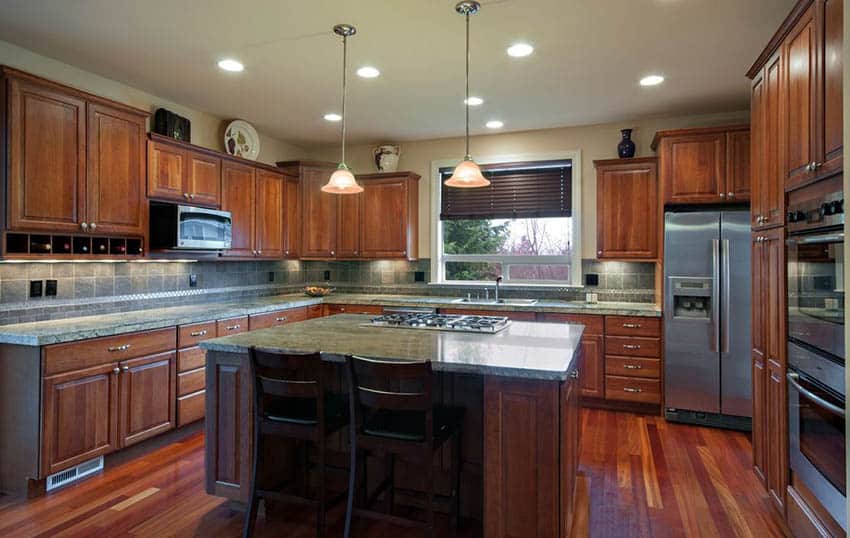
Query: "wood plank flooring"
0 409 788 537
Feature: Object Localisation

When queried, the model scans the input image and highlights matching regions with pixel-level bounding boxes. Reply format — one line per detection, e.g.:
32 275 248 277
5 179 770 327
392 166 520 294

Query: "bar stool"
343 356 464 537
244 348 348 538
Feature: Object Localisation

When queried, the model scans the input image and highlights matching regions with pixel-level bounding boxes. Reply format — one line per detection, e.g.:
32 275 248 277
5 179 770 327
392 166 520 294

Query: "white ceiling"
0 0 794 146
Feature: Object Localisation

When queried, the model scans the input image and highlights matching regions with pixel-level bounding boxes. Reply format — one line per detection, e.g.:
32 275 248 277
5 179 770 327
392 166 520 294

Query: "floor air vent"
46 456 104 492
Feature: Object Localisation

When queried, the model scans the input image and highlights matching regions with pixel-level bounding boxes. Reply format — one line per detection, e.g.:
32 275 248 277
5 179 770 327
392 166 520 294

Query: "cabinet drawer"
177 390 206 427
605 336 661 358
605 356 661 379
217 316 248 336
605 375 661 404
539 313 603 335
605 316 661 337
307 304 324 319
178 367 205 396
324 304 384 316
249 307 308 330
178 321 216 348
44 327 176 375
178 347 206 373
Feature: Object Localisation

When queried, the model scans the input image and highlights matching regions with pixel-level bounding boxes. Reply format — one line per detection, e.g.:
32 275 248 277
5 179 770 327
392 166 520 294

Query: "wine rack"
3 232 144 259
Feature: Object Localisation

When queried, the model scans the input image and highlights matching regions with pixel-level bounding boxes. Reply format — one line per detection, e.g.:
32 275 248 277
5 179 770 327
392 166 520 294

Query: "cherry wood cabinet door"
147 140 187 202
300 166 337 258
762 52 785 227
42 363 119 475
595 158 658 259
661 133 726 204
579 335 604 399
254 169 284 258
360 177 410 258
819 0 843 176
766 358 787 513
86 103 146 236
8 76 86 232
118 352 176 448
752 352 767 486
750 232 767 485
220 162 256 257
725 129 751 200
783 3 817 189
186 151 221 207
560 374 580 537
336 191 361 258
282 175 301 259
750 70 765 228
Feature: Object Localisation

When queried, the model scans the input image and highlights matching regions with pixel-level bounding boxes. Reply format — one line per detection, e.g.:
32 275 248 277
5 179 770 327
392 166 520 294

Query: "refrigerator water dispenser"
669 278 712 319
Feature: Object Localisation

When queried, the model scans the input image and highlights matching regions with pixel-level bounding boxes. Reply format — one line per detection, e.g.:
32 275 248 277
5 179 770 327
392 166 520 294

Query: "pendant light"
322 24 363 194
445 1 490 188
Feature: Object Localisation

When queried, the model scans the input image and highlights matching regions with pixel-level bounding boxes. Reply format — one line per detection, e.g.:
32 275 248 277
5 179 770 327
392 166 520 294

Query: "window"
432 155 582 286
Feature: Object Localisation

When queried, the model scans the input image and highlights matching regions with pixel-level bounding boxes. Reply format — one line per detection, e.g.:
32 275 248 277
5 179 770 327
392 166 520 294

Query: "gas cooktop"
368 313 510 334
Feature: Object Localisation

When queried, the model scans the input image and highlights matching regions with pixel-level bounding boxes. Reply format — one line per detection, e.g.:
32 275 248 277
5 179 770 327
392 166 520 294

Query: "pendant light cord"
464 12 470 159
341 33 348 166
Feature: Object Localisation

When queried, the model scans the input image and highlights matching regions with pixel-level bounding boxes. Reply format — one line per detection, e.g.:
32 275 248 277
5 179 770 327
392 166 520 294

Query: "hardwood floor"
0 409 787 537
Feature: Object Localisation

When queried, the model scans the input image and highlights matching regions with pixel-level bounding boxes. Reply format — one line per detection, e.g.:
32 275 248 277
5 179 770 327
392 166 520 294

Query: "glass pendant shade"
321 164 363 194
445 157 490 188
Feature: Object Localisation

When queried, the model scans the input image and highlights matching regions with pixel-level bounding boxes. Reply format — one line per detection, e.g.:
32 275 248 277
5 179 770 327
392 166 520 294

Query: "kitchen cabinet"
4 68 148 237
148 137 223 207
652 125 750 204
220 161 255 258
282 174 301 258
751 232 767 485
750 50 785 229
118 351 176 447
358 172 420 259
247 306 308 330
336 191 361 258
783 0 843 190
594 158 658 260
539 313 605 399
254 169 284 258
284 162 338 259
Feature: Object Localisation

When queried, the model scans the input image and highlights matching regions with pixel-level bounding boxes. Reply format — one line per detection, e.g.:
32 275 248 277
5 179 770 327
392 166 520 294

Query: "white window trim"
429 150 583 287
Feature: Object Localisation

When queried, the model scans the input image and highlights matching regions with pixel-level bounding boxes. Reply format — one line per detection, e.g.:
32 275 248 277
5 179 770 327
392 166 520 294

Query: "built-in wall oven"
786 186 845 531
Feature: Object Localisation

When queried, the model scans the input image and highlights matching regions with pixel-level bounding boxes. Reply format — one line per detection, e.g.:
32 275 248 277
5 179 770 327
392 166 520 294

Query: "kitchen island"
200 313 584 537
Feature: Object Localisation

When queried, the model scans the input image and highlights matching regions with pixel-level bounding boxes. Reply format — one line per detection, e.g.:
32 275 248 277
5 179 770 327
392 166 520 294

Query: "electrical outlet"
268 271 275 282
29 280 43 298
414 271 425 282
189 274 198 288
323 270 331 281
585 273 599 286
45 280 57 297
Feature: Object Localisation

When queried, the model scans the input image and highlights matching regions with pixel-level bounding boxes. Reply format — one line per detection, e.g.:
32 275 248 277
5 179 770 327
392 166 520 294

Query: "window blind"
440 160 572 220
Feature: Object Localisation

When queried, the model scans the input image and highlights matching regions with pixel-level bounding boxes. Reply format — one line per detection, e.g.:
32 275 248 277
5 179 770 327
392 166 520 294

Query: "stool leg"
317 437 326 538
452 432 462 532
344 437 356 538
425 450 435 538
385 453 395 516
243 433 262 538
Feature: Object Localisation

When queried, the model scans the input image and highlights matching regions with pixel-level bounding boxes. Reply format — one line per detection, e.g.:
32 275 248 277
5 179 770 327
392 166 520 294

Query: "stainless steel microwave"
150 202 232 250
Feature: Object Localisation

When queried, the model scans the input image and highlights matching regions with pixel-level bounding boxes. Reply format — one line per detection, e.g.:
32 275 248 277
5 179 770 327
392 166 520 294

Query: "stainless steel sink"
450 298 539 306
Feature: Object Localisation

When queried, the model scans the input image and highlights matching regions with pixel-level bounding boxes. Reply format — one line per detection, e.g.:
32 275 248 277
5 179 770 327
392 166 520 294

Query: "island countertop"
200 313 584 381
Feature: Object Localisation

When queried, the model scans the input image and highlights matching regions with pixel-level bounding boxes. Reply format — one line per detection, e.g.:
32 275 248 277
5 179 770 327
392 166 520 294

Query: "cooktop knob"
830 200 844 214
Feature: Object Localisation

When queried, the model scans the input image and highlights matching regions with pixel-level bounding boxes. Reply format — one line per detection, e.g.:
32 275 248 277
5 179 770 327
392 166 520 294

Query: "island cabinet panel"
484 378 559 538
594 158 658 260
560 373 580 538
220 162 256 258
118 351 176 447
539 313 604 399
41 363 120 476
7 75 87 232
85 102 146 236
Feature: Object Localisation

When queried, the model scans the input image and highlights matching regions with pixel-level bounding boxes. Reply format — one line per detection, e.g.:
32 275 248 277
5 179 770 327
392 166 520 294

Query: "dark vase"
617 128 636 158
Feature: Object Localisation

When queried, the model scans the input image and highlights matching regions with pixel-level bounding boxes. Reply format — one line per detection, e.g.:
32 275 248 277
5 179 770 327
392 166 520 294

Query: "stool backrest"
249 348 324 418
348 356 433 412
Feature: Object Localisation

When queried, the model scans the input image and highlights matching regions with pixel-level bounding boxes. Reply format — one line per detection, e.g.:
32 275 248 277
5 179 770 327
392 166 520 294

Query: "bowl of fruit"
304 286 335 297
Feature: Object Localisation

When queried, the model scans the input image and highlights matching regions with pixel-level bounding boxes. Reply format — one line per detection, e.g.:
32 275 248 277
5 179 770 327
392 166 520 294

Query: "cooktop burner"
368 313 510 333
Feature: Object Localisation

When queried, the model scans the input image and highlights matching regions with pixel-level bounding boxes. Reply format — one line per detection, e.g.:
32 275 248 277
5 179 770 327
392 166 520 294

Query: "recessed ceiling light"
323 113 342 122
356 66 380 78
217 59 244 72
639 74 665 86
486 120 504 129
507 43 534 58
464 96 484 106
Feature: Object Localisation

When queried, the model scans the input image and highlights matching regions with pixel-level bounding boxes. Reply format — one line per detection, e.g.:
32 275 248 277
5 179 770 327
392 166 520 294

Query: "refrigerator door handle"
710 239 720 353
721 239 730 353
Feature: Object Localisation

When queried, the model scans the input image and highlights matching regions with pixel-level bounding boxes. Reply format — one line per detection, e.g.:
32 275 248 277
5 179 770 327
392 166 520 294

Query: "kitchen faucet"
495 276 503 303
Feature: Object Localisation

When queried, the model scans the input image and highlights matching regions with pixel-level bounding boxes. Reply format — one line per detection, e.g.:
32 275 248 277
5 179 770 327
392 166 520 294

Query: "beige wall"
0 39 304 165
307 110 749 258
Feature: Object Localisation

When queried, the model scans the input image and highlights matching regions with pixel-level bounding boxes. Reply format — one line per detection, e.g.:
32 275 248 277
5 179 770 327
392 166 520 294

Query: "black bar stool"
343 356 464 537
244 348 348 538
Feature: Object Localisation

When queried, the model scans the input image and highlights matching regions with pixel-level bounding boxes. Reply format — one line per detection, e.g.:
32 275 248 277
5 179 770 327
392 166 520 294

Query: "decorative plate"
224 120 260 160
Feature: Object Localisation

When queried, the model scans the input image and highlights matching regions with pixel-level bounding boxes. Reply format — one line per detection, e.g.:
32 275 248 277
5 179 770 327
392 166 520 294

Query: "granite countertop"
0 292 660 347
201 314 584 381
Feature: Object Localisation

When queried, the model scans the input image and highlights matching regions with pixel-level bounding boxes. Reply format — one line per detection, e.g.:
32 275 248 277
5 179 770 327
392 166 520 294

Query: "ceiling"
0 0 794 146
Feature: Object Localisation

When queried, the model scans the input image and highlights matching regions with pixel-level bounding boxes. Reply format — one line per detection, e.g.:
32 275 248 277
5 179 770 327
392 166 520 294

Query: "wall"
306 110 749 259
0 39 304 165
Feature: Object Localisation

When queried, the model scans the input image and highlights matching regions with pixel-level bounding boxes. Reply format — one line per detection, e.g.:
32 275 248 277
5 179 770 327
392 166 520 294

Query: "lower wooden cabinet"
324 304 384 316
248 306 308 330
118 352 176 447
752 352 767 485
766 358 787 513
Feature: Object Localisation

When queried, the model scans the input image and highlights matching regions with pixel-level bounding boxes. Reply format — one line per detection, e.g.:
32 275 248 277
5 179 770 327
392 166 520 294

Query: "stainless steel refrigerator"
663 210 752 430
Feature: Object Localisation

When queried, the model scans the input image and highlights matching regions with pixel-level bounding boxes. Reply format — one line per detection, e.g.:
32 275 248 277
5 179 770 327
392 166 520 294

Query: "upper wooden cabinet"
4 68 148 236
336 191 361 258
220 162 286 259
652 125 751 205
254 169 285 258
358 172 419 259
220 161 256 258
750 51 786 229
147 135 222 207
282 175 301 259
281 162 337 259
594 157 658 260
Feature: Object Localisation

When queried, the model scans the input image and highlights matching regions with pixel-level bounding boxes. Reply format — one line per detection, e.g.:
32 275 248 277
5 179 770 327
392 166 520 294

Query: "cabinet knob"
89 222 97 230
330 250 335 256
719 193 726 198
727 192 734 198
122 366 129 372
189 193 195 199
183 192 190 199
257 250 262 255
285 250 289 255
597 250 602 256
112 367 120 374
570 370 579 379
81 222 89 231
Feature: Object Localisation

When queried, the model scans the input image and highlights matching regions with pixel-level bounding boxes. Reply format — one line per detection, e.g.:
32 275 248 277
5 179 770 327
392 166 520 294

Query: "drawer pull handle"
275 317 288 322
108 344 131 352
623 364 643 369
623 387 642 393
190 330 208 337
122 366 129 372
225 324 241 331
570 369 579 379
623 344 641 350
622 323 641 329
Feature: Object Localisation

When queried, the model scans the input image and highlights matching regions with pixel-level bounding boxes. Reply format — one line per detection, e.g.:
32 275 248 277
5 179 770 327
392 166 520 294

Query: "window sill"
428 281 584 290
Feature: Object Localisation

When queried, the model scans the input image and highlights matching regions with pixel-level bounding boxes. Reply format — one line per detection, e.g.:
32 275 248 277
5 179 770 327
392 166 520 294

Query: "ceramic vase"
374 144 401 172
617 128 636 159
